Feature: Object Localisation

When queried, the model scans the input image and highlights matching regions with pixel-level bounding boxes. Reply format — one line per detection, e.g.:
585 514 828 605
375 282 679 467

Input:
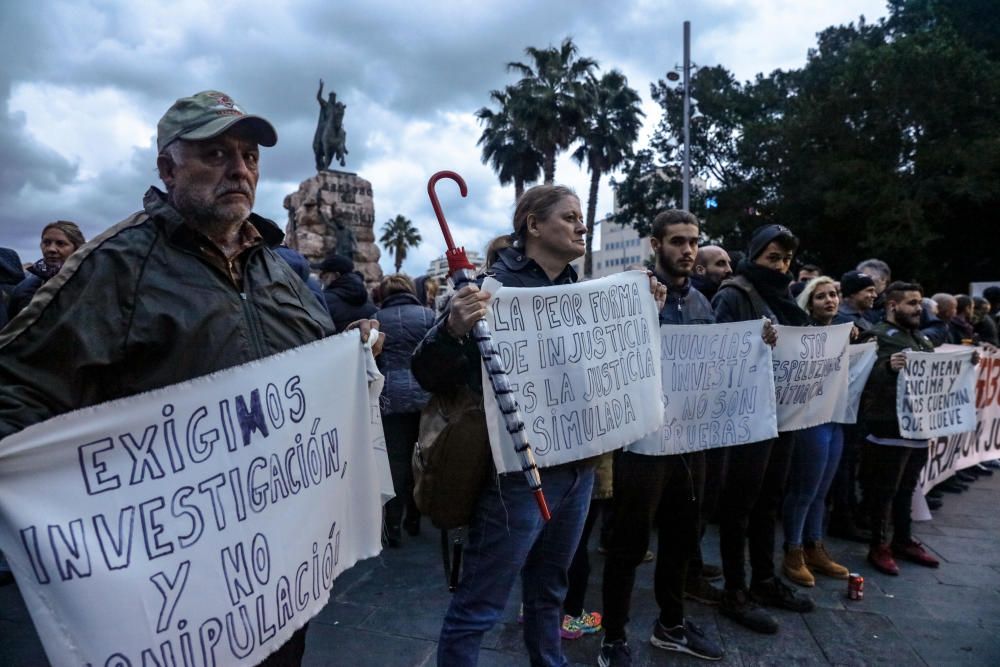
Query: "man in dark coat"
316 252 377 331
859 282 942 575
0 90 380 665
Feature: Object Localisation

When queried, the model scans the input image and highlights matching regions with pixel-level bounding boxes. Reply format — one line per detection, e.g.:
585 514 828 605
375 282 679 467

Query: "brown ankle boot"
804 542 850 579
782 547 815 587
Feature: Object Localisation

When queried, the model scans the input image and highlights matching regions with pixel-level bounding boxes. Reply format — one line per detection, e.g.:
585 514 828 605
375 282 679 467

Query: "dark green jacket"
859 320 935 439
0 188 334 440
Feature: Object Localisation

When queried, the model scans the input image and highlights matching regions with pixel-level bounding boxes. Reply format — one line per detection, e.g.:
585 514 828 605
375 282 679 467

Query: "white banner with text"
483 271 663 472
897 347 977 439
0 333 391 667
628 320 777 456
918 346 1000 494
772 323 853 432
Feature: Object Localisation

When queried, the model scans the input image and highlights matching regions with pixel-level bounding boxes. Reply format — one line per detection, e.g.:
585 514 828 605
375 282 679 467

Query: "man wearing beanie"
0 90 380 666
315 251 377 331
837 270 877 332
711 224 814 635
826 269 878 544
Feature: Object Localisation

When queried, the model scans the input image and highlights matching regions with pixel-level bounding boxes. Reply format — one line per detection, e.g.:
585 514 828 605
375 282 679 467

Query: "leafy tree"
507 38 598 183
614 1 1000 290
475 87 543 202
379 215 422 273
572 70 644 277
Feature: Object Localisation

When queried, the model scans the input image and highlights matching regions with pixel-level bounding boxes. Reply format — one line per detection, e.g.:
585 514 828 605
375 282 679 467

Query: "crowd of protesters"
1 89 998 667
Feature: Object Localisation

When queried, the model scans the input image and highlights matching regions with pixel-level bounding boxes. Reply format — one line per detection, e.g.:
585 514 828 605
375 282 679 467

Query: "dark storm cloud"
0 1 882 272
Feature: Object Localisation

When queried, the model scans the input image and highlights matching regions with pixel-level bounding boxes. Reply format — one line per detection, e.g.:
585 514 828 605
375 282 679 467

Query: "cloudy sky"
0 0 889 276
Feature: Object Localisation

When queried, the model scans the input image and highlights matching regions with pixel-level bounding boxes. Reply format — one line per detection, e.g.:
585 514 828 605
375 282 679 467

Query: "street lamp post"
682 20 691 212
667 20 693 212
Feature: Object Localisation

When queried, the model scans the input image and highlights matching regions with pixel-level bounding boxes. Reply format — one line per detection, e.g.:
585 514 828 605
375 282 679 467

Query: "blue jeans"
438 464 594 667
783 423 843 546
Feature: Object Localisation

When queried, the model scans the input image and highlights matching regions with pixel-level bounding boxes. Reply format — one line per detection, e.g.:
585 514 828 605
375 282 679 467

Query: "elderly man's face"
160 127 260 231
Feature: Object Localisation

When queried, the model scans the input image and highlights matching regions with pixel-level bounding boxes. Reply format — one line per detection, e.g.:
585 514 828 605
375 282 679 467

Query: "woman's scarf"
27 258 62 282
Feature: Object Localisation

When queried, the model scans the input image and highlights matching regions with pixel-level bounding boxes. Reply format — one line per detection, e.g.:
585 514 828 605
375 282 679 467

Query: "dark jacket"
859 320 935 439
974 313 999 346
657 275 715 326
0 248 24 329
712 274 776 323
274 245 325 310
920 316 951 347
0 187 335 439
689 273 720 302
837 303 873 333
375 291 436 414
8 266 48 322
412 247 577 395
322 271 377 332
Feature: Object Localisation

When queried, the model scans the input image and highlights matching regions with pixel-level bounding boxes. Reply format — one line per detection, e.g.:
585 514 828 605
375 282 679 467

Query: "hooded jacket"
0 187 334 439
322 271 377 332
375 291 436 414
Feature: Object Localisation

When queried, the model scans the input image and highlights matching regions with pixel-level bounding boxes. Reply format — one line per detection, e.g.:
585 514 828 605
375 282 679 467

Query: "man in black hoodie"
316 252 377 331
711 224 814 634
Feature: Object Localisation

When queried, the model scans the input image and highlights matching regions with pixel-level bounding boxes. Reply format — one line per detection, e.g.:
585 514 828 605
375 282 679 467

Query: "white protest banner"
482 270 662 472
628 320 777 456
771 323 852 432
897 347 977 439
919 346 1000 494
833 342 877 425
0 333 392 667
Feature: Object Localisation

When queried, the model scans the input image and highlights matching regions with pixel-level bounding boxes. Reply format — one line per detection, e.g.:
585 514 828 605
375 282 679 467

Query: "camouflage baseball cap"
156 90 277 153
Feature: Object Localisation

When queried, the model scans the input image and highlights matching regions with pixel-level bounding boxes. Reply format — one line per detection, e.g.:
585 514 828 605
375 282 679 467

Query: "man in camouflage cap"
0 90 379 665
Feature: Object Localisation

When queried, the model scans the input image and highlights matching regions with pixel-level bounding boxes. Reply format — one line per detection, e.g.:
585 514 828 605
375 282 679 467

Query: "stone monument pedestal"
283 170 382 286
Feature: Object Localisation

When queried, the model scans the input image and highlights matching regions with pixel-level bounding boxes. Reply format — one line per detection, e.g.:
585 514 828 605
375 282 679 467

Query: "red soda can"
847 573 864 600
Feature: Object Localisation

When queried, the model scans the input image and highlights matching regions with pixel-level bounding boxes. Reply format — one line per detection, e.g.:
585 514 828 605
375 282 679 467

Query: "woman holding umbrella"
413 183 664 666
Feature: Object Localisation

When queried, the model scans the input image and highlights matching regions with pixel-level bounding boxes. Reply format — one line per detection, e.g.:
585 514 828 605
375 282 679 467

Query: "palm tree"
476 87 544 202
507 38 598 183
573 70 645 277
379 215 421 273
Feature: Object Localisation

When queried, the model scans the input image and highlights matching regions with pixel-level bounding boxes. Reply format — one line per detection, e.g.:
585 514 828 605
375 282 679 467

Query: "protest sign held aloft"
0 333 392 667
897 347 977 439
772 323 853 431
482 271 662 473
629 320 777 456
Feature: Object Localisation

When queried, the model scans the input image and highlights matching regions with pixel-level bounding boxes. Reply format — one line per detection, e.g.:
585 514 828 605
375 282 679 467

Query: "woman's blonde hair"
796 275 837 314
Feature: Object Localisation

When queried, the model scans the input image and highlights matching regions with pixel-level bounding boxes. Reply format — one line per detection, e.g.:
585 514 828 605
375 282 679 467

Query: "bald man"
922 293 957 346
691 245 732 301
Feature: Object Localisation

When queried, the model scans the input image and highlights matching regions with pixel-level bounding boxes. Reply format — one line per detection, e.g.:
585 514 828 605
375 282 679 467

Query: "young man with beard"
859 282 946 575
599 210 723 666
711 225 814 635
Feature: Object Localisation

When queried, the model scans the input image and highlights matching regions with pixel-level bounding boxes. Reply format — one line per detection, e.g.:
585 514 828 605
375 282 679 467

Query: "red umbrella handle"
427 171 474 273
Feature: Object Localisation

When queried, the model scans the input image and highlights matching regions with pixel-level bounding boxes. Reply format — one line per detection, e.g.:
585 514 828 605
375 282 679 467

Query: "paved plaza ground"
2 471 999 666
